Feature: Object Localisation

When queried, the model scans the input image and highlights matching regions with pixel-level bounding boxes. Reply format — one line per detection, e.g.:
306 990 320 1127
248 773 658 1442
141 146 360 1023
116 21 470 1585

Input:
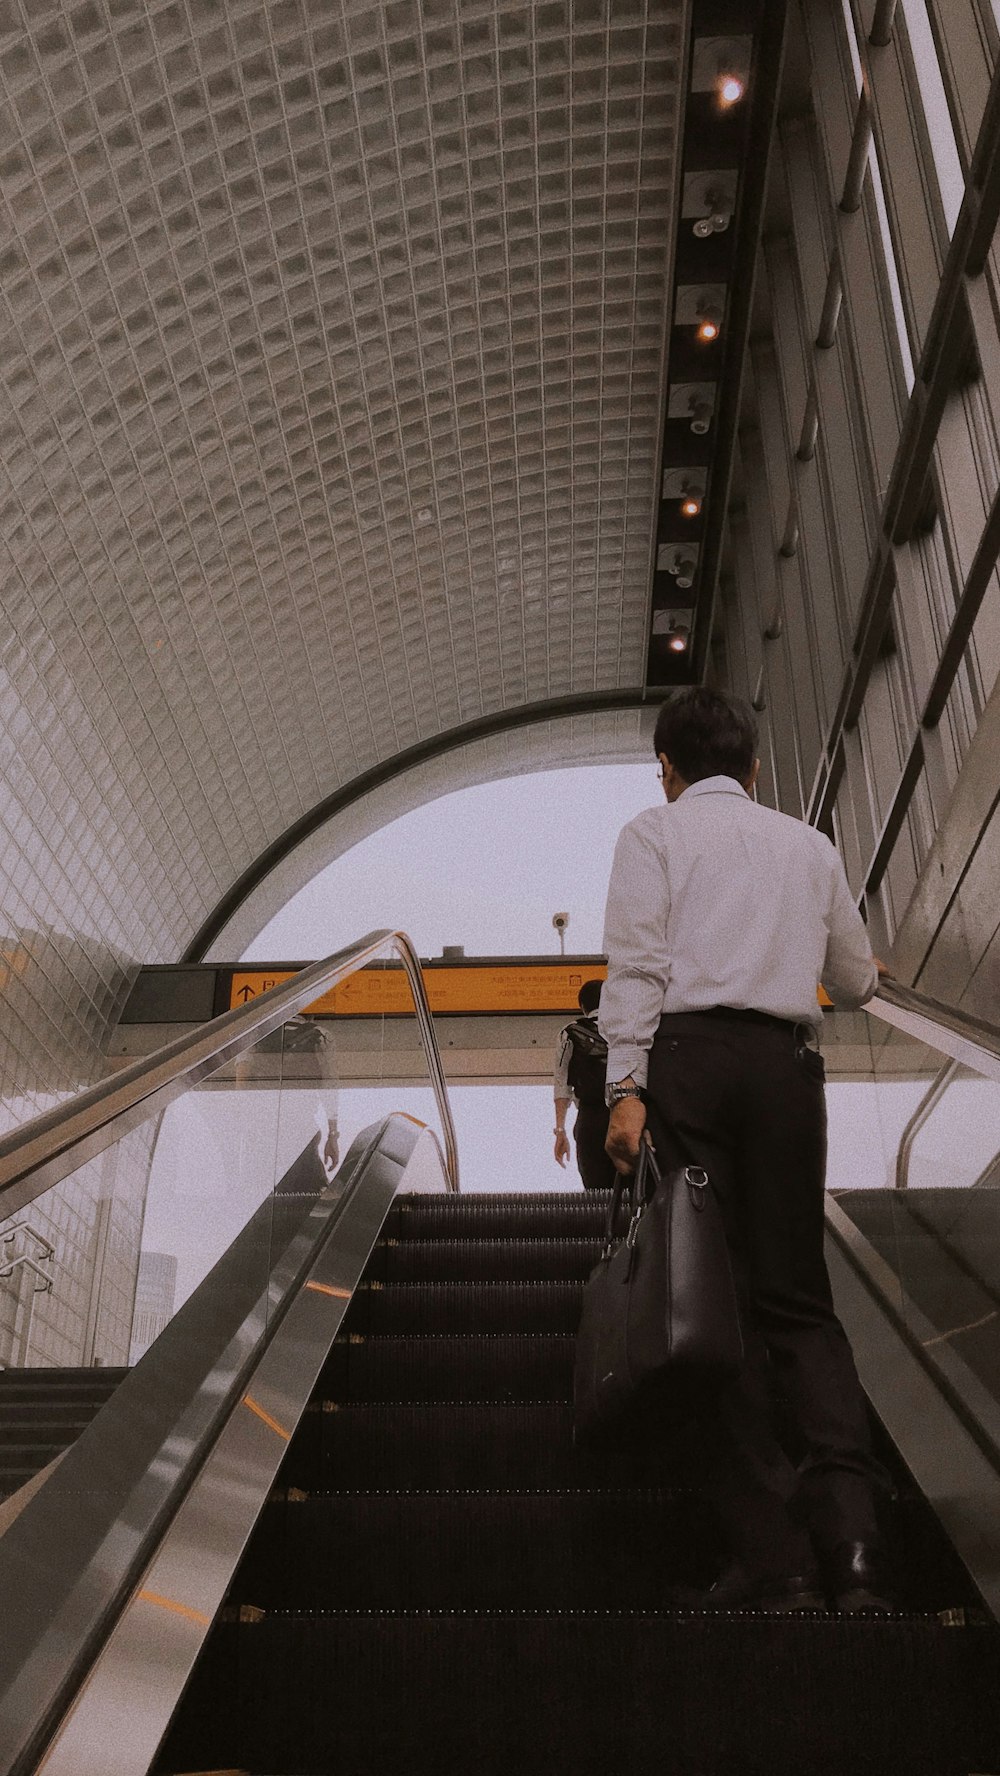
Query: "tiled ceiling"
1 0 685 1082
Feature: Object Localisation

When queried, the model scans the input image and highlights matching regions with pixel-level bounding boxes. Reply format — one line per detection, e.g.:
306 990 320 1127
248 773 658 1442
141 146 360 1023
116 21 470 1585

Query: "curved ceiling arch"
1 0 696 1118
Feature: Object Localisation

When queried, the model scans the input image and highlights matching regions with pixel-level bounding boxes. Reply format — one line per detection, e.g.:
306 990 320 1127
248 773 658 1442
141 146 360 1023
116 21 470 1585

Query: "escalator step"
157 1612 1000 1776
320 1334 575 1401
278 1402 674 1492
0 1402 112 1426
0 1418 94 1445
344 1281 583 1335
235 1489 713 1609
0 1439 79 1467
0 1468 44 1498
0 1368 129 1383
368 1237 601 1283
0 1383 122 1405
386 1192 612 1241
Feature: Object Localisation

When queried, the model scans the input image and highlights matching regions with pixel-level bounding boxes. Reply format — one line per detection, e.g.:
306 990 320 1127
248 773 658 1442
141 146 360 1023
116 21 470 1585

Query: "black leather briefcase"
573 1138 744 1444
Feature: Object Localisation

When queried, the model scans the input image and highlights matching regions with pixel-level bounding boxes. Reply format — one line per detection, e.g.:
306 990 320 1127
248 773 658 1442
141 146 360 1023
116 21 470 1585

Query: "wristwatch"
605 1080 643 1109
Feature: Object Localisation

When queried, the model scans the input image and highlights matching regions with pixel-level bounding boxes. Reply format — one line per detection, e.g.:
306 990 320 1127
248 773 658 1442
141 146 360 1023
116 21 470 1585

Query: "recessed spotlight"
667 623 690 654
719 74 744 106
681 495 701 518
696 317 720 342
689 398 712 436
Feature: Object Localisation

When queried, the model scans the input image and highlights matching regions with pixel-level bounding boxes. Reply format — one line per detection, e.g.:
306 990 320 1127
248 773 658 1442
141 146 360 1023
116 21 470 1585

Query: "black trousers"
574 1103 616 1192
646 1009 889 1575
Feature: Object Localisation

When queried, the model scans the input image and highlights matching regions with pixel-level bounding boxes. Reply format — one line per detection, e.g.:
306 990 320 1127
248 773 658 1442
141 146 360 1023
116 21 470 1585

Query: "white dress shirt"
599 776 878 1088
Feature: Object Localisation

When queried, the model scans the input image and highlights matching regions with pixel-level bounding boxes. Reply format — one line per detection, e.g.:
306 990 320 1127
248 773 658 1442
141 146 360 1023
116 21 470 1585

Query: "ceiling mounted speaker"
682 170 738 237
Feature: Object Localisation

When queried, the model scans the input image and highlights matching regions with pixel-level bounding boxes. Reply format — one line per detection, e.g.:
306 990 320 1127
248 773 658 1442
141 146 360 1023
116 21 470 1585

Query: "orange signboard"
229 965 832 1016
228 964 607 1018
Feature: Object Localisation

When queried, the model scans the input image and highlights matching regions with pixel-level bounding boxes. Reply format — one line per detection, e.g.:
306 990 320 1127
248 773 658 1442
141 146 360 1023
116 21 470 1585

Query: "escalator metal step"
234 1489 712 1610
156 1612 1000 1776
385 1192 612 1241
0 1468 46 1499
368 1237 601 1283
278 1401 673 1492
0 1416 95 1442
321 1334 575 1402
0 1368 128 1386
0 1382 123 1406
343 1281 584 1335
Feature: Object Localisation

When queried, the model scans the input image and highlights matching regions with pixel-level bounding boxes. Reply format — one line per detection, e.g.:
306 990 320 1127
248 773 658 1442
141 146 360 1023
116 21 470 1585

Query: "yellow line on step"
136 1589 211 1627
242 1394 291 1441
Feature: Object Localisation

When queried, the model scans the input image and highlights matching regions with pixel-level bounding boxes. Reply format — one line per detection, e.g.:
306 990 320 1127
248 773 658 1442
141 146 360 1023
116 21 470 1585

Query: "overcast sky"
244 761 659 961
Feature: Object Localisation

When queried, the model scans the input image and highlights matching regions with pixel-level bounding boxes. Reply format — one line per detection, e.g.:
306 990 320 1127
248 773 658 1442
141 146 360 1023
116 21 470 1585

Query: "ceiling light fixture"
695 299 723 343
689 398 713 436
667 622 690 654
718 73 745 106
662 466 707 505
681 494 702 518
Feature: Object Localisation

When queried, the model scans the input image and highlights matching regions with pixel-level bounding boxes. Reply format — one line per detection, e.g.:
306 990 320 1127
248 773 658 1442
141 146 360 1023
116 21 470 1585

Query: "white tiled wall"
1 0 683 1360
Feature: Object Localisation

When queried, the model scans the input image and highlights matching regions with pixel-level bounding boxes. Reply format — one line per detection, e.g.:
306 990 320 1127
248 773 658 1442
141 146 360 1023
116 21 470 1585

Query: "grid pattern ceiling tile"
1 0 683 936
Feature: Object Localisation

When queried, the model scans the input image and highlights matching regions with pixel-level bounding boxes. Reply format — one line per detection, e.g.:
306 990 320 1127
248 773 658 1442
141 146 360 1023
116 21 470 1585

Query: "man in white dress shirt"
600 686 893 1612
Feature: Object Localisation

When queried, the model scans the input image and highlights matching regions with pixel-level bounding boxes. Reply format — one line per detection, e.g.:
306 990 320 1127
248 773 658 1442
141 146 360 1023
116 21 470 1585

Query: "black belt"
658 1005 801 1035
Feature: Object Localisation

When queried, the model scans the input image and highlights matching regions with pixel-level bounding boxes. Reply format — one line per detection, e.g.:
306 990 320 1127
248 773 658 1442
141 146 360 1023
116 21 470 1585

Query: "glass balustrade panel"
0 946 450 1522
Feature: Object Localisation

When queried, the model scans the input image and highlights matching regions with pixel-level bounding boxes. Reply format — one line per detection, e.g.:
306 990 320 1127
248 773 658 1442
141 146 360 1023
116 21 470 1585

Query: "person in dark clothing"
600 686 895 1613
553 981 616 1192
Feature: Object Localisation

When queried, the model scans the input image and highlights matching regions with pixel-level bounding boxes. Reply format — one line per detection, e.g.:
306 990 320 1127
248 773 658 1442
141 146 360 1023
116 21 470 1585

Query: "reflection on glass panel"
134 1073 282 1328
0 1124 156 1370
831 1014 1000 1422
904 1064 1000 1190
0 943 453 1527
899 0 965 235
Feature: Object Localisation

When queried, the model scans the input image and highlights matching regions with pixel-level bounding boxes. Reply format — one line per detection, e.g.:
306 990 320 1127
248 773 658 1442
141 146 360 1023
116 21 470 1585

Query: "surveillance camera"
552 912 570 931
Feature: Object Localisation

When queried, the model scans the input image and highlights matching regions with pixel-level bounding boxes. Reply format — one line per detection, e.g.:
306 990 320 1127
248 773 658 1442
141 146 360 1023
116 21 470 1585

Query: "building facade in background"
129 1251 178 1366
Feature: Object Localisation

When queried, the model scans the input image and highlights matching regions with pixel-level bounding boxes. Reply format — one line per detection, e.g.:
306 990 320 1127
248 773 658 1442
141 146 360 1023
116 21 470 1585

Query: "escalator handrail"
0 1114 439 1776
865 977 1000 1087
0 928 459 1216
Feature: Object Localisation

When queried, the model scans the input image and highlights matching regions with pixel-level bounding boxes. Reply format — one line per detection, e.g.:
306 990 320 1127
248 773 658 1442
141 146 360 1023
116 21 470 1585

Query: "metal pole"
840 91 873 214
869 0 898 49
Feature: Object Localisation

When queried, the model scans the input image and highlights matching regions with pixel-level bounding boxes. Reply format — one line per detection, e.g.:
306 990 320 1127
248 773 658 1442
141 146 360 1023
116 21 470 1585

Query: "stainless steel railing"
865 977 1000 1086
0 927 459 1219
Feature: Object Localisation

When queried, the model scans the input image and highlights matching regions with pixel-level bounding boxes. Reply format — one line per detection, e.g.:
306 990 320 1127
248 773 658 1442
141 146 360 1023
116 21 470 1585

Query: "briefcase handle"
600 1137 661 1260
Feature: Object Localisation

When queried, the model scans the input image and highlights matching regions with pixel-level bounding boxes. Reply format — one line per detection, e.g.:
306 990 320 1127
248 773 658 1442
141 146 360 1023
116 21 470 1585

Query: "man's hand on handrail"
874 956 895 980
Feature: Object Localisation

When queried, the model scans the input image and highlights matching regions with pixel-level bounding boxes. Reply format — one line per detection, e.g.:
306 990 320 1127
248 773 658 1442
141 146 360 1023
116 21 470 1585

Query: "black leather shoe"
679 1561 825 1613
824 1540 898 1612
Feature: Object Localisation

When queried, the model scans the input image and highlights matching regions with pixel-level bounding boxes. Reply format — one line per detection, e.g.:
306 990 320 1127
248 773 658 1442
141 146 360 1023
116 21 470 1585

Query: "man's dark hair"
653 687 758 785
578 979 603 1014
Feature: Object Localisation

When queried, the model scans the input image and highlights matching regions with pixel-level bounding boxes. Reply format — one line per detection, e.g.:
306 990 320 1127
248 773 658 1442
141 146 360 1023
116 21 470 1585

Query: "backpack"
564 1017 609 1109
